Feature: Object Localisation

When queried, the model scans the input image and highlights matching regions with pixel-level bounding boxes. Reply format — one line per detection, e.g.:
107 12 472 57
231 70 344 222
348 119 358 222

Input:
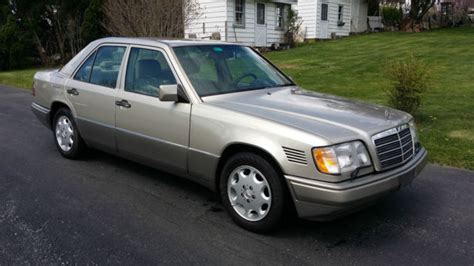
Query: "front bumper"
285 148 428 220
31 102 51 129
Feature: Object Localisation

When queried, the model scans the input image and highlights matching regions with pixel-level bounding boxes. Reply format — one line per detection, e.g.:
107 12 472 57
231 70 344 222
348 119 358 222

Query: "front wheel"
220 152 288 233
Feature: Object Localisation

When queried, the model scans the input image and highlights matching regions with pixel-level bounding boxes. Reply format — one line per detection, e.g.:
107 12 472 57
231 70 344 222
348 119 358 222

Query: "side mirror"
159 84 179 102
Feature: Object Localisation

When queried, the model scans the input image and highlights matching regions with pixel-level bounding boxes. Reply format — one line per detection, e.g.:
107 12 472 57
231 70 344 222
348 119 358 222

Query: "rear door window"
74 51 96 82
89 46 126 88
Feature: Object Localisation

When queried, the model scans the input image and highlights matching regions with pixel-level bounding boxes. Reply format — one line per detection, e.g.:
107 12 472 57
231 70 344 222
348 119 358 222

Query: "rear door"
115 46 191 175
65 45 127 151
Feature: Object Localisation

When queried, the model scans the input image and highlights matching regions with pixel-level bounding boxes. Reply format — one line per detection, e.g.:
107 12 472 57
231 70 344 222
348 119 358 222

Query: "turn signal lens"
313 141 372 176
313 147 340 174
408 119 418 144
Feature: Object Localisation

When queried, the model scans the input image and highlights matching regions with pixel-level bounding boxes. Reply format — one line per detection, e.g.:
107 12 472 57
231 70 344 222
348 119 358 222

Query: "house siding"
185 0 289 47
316 0 352 38
266 4 288 45
184 0 228 40
350 0 368 33
226 0 256 44
296 0 367 39
226 0 288 46
295 0 318 39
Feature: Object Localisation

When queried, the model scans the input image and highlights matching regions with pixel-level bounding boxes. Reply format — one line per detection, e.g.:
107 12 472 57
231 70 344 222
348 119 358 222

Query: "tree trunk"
31 30 49 65
400 18 415 31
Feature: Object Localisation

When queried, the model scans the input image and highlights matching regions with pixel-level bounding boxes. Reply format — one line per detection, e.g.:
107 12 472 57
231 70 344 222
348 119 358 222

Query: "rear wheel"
220 152 287 233
53 108 85 159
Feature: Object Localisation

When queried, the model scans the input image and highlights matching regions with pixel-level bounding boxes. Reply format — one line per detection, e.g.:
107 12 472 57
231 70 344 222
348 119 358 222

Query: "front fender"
187 104 328 190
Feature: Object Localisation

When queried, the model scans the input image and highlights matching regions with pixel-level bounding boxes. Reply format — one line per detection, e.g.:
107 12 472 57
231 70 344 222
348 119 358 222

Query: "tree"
81 0 104 45
0 13 34 70
401 0 436 30
102 0 200 38
6 0 104 66
10 0 51 64
368 0 380 16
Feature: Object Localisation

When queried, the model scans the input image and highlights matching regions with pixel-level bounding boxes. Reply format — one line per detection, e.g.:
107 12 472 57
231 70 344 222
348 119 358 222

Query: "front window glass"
125 47 177 97
89 46 126 88
174 45 293 97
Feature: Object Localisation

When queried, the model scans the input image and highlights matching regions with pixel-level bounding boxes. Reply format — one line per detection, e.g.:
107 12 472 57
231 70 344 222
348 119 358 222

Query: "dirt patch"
447 130 474 142
279 63 300 69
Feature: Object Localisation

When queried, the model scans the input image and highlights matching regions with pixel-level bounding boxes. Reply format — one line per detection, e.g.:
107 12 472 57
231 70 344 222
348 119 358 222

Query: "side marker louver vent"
282 147 308 165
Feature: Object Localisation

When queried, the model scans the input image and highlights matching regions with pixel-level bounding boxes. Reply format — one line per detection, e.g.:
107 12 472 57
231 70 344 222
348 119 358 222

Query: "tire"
52 108 85 159
219 152 288 233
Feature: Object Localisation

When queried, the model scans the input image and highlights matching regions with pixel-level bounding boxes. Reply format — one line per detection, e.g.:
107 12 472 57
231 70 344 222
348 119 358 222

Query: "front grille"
373 125 414 170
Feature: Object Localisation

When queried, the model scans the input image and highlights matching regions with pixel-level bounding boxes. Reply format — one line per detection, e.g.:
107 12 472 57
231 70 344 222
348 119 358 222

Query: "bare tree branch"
102 0 200 38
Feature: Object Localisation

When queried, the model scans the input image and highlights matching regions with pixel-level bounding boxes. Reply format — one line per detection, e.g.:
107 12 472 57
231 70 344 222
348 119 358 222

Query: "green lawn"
266 27 474 170
0 28 472 169
0 68 38 90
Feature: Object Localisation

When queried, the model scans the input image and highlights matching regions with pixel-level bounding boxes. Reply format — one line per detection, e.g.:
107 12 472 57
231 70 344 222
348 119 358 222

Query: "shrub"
286 8 303 48
385 55 431 115
381 6 403 27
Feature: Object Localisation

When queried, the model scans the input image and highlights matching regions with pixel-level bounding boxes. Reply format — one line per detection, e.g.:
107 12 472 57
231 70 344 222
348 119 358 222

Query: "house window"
257 3 265 25
276 4 285 29
338 5 344 22
235 0 245 27
321 4 328 21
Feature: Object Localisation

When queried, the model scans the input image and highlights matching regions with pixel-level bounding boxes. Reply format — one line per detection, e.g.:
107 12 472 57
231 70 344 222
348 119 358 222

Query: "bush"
381 6 403 28
385 55 431 115
286 8 303 48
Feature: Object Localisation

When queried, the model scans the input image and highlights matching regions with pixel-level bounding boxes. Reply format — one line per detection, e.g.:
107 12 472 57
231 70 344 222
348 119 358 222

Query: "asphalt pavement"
0 85 473 265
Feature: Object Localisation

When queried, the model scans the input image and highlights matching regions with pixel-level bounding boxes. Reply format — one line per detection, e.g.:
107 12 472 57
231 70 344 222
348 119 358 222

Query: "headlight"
408 119 418 144
312 141 372 175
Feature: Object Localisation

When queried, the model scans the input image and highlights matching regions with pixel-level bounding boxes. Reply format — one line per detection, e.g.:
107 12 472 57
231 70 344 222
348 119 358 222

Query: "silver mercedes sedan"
31 38 428 233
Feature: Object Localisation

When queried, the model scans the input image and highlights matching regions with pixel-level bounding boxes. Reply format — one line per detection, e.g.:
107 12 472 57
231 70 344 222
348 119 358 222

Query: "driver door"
115 46 191 175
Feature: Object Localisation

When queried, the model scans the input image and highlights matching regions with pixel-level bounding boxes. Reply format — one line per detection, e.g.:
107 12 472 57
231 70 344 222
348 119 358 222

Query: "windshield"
173 45 293 97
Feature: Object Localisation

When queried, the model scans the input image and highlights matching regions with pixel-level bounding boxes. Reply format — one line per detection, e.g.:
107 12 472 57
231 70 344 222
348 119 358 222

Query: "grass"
0 28 472 169
0 68 38 90
266 27 474 170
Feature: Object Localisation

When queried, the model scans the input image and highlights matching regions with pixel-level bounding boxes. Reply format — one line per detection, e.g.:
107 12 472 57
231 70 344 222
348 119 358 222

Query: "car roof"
96 37 240 47
59 36 246 82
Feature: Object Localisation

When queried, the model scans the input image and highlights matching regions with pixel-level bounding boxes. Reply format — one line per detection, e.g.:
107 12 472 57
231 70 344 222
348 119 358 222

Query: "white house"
185 0 298 47
295 0 368 39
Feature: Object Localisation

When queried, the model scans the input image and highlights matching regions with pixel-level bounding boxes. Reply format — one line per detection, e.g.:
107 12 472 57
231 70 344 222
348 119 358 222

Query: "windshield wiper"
249 84 295 91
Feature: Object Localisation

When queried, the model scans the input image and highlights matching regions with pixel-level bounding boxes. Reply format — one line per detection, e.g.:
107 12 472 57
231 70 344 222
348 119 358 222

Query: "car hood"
203 87 412 143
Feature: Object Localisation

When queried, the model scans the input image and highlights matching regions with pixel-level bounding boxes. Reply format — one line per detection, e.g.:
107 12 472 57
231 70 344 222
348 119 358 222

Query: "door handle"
115 99 131 108
66 88 79 96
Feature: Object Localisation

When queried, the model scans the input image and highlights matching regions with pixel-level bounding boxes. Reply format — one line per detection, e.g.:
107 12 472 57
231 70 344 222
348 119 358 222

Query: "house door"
319 3 329 39
255 3 267 47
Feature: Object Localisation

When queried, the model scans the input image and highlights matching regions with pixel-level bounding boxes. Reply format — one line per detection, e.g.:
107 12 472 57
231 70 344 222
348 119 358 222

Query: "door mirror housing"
159 84 179 102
